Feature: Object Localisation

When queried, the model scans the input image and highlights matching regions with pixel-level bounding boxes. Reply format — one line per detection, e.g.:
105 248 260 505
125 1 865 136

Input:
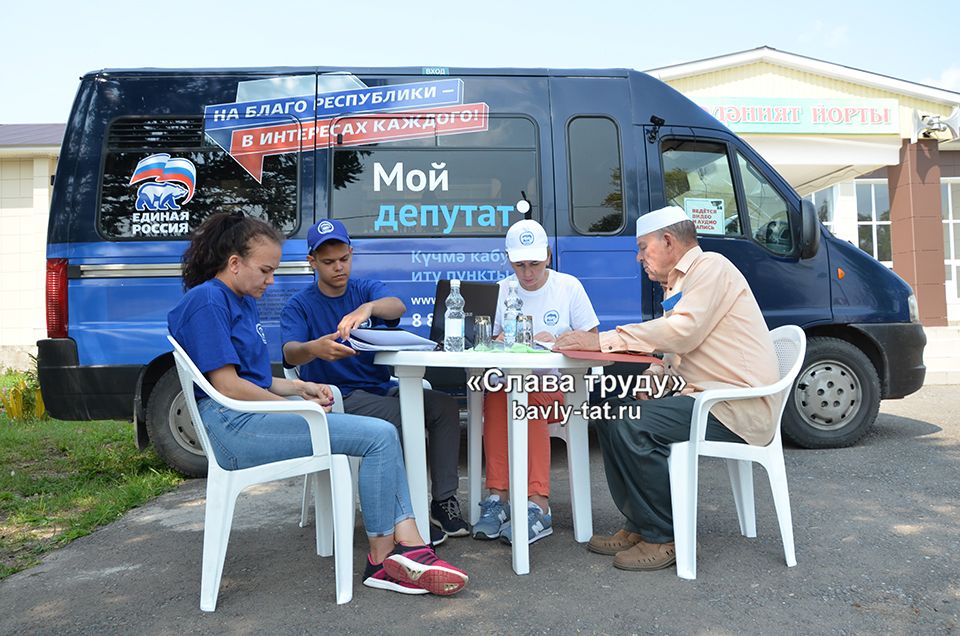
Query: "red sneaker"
383 544 468 595
362 555 429 595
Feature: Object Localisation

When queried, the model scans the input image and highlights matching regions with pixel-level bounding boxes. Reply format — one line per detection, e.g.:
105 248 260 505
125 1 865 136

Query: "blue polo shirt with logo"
281 279 398 397
168 278 272 398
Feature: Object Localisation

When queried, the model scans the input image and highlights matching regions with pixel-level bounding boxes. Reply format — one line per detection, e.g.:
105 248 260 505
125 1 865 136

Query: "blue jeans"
198 398 415 537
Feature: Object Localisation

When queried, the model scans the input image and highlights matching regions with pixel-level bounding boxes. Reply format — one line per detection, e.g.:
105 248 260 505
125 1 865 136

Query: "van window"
737 152 793 255
329 115 538 237
568 117 624 233
660 139 742 236
99 117 299 240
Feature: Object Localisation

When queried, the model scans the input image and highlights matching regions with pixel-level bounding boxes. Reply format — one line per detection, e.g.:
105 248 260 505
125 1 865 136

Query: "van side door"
549 76 648 330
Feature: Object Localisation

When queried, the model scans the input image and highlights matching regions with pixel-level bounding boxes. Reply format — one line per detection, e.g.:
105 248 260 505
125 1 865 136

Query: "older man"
554 205 779 572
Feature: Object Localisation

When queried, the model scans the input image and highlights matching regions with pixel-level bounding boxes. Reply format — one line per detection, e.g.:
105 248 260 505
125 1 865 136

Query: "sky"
2 0 959 123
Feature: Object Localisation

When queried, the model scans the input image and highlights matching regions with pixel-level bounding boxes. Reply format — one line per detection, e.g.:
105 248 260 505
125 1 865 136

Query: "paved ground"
1 386 958 635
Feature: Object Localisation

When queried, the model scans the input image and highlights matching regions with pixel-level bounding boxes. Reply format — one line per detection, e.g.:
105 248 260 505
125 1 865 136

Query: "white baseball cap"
636 205 691 237
505 219 549 262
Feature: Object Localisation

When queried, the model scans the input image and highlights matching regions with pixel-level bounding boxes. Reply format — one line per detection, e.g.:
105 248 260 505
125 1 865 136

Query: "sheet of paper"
349 339 436 352
348 328 437 351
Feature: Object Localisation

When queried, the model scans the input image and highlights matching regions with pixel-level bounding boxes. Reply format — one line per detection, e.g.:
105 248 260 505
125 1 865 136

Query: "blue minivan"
39 67 926 475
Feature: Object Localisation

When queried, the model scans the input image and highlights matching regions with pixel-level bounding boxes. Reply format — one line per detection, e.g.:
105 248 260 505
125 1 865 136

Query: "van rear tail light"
46 258 68 338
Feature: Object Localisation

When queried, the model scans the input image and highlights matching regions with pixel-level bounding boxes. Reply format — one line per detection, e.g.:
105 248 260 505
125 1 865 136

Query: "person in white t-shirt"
474 219 599 546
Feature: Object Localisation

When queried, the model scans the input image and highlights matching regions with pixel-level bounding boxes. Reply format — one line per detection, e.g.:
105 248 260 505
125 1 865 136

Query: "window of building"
855 180 891 264
660 139 741 236
942 180 960 298
736 152 793 255
804 186 835 233
568 117 624 233
99 117 299 240
329 115 538 237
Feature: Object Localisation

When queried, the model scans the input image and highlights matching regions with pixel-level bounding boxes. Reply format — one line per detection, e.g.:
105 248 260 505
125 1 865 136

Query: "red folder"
557 350 660 365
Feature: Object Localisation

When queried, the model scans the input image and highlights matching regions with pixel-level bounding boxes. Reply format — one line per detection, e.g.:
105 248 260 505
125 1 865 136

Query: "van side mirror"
798 199 821 259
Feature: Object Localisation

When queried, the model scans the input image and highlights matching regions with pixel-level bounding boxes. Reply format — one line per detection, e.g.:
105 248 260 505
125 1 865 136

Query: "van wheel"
782 337 880 448
146 368 208 477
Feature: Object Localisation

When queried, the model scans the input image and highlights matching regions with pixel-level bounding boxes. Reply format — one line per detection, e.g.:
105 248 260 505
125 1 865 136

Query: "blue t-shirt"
281 279 398 397
167 278 272 398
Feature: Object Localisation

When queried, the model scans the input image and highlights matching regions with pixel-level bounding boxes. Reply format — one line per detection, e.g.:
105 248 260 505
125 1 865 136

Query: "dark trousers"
594 395 744 543
343 387 461 501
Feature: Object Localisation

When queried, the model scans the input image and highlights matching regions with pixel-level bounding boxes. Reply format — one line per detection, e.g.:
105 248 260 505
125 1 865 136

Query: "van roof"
83 67 636 79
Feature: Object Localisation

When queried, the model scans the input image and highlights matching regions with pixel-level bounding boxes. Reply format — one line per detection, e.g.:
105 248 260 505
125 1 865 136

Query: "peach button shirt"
598 246 780 445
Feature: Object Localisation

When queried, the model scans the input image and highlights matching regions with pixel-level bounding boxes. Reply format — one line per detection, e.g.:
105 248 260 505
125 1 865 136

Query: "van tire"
146 368 208 477
782 336 880 449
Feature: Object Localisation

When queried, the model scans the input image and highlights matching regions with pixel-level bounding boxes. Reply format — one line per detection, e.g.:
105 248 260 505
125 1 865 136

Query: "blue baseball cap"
307 218 351 252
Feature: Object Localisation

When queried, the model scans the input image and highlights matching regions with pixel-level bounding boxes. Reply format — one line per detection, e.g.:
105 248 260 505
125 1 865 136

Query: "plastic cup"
517 315 534 347
474 315 492 350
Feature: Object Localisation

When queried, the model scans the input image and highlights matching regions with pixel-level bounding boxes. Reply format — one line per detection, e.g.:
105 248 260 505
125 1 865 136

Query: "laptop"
428 279 501 348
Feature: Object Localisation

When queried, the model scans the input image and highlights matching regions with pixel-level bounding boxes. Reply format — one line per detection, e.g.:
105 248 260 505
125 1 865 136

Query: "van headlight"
908 293 920 323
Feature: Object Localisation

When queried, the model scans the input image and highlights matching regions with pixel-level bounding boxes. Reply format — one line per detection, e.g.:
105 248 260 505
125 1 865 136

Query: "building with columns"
648 47 960 326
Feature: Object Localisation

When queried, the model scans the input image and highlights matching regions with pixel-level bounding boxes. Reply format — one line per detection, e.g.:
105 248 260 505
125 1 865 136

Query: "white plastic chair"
282 366 359 528
667 325 806 580
168 336 354 609
545 364 605 532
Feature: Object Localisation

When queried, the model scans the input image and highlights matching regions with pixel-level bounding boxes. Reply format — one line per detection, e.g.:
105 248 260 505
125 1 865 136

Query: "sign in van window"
329 116 539 237
683 198 725 235
99 118 298 240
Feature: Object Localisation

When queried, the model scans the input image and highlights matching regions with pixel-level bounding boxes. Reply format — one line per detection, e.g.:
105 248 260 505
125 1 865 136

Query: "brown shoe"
613 540 676 571
587 529 644 555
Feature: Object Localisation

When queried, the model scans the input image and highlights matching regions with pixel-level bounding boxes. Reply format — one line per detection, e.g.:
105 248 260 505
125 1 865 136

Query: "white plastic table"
375 349 609 575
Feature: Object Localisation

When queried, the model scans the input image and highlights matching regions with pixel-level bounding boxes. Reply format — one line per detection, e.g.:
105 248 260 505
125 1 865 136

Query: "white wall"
0 156 55 370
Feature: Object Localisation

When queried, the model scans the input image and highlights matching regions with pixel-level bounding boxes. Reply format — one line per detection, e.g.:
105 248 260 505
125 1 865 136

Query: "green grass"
0 371 28 390
0 415 185 579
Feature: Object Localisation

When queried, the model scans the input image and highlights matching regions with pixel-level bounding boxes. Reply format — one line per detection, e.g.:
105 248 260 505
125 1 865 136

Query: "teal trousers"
594 395 744 543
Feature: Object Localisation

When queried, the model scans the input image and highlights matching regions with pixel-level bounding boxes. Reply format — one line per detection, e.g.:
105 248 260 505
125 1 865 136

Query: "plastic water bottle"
444 279 465 352
502 280 523 348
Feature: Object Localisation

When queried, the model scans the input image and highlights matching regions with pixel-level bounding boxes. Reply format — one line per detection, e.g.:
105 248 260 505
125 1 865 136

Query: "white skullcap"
636 206 691 237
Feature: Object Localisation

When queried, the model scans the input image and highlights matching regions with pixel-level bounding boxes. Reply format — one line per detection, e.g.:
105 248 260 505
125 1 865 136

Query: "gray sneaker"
472 495 509 540
500 501 553 545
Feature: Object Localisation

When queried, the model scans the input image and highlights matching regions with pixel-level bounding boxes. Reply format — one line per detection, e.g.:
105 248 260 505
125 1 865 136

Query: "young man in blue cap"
281 219 470 542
